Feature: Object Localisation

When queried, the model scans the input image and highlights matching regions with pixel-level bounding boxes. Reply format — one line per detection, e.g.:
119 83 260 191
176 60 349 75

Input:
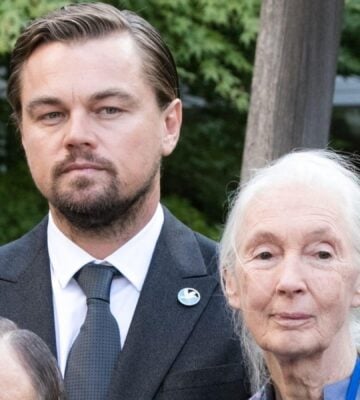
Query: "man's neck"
49 198 159 259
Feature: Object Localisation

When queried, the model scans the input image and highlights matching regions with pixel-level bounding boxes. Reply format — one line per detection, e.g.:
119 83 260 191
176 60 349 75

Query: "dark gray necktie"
64 262 120 400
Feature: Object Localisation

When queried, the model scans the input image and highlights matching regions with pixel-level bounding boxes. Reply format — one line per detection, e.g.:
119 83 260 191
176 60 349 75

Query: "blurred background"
0 0 359 244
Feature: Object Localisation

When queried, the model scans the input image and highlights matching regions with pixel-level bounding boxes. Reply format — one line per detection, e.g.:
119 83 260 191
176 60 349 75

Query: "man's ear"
224 269 242 310
161 98 182 157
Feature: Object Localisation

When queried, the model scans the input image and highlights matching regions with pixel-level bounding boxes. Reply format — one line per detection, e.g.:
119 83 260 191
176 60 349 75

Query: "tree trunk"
241 0 344 182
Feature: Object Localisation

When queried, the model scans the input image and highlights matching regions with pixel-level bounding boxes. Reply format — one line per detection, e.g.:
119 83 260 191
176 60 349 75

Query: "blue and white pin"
177 288 201 306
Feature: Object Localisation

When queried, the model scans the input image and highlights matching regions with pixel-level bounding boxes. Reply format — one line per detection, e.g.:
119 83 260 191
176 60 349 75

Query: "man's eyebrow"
89 89 138 105
24 89 139 115
25 97 63 115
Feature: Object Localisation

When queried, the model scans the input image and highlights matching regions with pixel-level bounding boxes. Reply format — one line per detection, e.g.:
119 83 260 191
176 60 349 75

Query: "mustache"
52 150 117 178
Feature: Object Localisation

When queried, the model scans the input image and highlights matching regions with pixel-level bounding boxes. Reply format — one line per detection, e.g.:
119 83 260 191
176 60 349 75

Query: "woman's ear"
351 273 360 308
224 268 242 310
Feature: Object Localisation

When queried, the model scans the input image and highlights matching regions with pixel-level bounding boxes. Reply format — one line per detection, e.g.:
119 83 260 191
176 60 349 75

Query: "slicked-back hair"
7 2 180 125
0 317 65 400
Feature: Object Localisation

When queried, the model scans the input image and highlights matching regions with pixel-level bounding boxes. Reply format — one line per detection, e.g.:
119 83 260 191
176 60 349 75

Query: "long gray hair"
220 149 360 393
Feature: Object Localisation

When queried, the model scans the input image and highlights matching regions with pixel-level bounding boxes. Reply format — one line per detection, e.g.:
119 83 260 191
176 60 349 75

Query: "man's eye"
38 111 64 125
99 107 122 115
43 112 62 120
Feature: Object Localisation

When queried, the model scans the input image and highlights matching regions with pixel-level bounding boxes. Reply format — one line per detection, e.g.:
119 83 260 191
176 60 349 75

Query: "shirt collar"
48 204 164 291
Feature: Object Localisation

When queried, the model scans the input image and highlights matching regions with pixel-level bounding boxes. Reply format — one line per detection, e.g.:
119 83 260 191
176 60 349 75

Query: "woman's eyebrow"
306 227 341 241
243 231 279 251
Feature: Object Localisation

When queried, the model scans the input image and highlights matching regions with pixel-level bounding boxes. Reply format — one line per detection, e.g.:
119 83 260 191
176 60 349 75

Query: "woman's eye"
317 251 332 260
256 251 273 260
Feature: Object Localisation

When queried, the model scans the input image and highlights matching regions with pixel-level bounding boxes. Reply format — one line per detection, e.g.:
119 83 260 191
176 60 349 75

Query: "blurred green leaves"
0 162 47 243
0 0 259 243
116 0 260 112
0 0 359 244
337 0 360 76
0 0 68 53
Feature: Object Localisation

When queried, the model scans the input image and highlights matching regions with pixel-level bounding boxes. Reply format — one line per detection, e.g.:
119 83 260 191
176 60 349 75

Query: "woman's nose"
275 256 307 296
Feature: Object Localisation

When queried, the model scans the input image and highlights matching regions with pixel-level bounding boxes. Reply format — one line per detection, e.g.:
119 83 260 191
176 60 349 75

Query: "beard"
48 150 160 235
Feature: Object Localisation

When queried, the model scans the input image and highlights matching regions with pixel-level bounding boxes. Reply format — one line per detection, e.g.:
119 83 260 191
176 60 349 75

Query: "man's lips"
60 162 106 174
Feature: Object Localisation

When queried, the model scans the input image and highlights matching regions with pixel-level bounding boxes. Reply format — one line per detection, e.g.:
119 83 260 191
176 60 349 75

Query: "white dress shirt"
47 204 164 375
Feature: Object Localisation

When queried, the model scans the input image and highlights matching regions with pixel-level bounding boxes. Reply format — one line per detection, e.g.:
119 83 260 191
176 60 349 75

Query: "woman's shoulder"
248 393 263 400
248 384 275 400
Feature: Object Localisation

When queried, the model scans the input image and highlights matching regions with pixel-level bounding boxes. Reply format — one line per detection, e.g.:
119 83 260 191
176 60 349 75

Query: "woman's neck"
265 344 357 400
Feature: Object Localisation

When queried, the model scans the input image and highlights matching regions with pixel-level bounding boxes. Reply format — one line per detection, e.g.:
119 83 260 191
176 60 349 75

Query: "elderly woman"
0 317 65 399
220 150 360 400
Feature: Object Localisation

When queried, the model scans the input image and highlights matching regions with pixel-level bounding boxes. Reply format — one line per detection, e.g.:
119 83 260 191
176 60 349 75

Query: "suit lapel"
0 218 57 356
109 211 218 400
0 212 218 397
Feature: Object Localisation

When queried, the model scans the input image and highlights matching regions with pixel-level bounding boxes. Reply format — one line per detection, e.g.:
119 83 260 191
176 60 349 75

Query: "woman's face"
226 185 360 360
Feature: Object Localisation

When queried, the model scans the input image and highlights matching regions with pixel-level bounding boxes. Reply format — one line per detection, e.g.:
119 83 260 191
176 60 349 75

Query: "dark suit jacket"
0 207 250 399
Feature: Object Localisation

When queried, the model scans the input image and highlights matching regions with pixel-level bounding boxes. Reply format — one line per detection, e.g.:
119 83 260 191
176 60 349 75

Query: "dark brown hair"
7 2 180 124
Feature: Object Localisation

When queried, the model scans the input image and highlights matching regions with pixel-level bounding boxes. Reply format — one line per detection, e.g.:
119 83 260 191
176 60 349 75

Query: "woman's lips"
271 312 314 328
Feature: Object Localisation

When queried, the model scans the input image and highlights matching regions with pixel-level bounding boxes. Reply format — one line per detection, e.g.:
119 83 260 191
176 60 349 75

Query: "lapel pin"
177 288 201 306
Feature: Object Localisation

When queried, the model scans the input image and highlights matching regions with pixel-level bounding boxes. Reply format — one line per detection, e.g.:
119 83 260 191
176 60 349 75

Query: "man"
0 3 249 400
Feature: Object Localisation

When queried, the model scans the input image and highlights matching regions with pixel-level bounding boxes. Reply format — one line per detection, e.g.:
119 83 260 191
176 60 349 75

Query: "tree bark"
241 0 344 182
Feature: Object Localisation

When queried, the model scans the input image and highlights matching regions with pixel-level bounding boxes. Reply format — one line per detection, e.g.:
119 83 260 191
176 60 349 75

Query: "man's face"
20 33 181 231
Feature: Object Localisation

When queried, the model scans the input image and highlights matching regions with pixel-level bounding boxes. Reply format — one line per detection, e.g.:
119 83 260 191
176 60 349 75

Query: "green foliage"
0 0 359 244
116 0 260 112
0 161 47 244
162 195 220 241
0 0 259 243
0 0 260 112
337 0 360 76
162 105 244 224
0 0 68 53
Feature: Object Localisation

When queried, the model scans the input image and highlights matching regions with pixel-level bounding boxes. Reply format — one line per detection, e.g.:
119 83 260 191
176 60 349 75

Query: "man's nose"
63 112 97 149
275 255 307 297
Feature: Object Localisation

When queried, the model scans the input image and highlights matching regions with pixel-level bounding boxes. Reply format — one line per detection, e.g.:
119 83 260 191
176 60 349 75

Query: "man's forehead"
20 33 146 95
25 31 136 63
